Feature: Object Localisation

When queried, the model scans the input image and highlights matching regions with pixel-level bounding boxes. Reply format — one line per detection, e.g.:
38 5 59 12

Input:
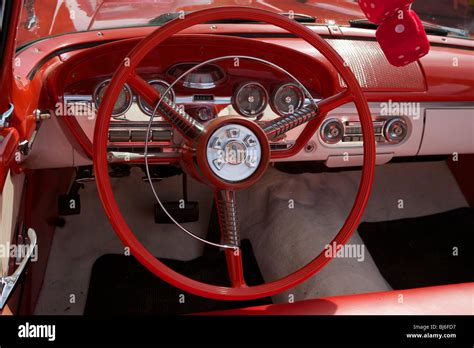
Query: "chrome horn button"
206 124 262 182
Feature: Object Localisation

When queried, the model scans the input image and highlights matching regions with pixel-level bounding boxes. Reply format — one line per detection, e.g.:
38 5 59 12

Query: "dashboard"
64 70 320 167
64 59 319 156
15 32 474 170
56 34 332 163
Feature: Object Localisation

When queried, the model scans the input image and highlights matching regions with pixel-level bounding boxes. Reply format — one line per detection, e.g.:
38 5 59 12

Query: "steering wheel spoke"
214 189 246 287
316 89 354 116
223 248 246 288
127 74 204 140
263 104 318 140
263 90 354 141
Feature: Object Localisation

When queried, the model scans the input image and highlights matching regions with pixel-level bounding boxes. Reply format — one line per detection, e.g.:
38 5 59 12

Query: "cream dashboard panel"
24 100 474 169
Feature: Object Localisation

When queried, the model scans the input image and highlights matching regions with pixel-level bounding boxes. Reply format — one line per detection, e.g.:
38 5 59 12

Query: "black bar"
0 315 472 345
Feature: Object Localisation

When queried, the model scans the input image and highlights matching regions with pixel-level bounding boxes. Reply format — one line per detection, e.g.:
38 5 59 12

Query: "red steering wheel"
93 7 376 300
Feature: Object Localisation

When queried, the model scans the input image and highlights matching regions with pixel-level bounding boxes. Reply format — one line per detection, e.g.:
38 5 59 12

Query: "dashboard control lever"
107 151 155 163
0 229 37 310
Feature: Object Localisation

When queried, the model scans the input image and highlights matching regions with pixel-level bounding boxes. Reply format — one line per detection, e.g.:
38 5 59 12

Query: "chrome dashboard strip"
64 94 306 106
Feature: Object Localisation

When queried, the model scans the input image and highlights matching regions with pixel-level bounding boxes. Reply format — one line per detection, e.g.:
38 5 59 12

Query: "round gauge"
137 80 175 116
272 83 305 116
94 79 133 117
232 82 269 118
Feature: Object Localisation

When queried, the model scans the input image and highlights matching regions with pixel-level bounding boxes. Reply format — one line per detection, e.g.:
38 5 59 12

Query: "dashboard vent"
193 94 215 102
270 142 290 151
327 39 426 91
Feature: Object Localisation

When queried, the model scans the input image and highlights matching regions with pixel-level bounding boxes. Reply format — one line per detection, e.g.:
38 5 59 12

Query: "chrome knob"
197 107 212 122
321 119 344 144
384 118 408 144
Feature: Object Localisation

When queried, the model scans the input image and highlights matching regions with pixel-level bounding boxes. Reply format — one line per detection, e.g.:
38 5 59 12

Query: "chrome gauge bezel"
167 63 226 90
271 83 305 116
93 79 133 117
137 80 176 116
232 82 269 118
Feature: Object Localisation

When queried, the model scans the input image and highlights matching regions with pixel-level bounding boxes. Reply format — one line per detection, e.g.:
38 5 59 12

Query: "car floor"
34 161 468 314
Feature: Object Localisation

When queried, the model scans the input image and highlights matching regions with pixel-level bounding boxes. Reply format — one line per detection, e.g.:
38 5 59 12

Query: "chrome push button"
206 124 262 182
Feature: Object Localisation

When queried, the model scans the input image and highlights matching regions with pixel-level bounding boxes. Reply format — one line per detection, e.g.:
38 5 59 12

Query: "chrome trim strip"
65 94 234 105
106 151 179 163
63 94 322 109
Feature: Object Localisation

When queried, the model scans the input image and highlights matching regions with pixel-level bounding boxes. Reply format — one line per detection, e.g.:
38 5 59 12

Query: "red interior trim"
203 283 474 315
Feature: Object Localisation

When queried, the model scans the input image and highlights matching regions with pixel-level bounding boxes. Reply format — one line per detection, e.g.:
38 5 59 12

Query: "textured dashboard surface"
328 39 426 91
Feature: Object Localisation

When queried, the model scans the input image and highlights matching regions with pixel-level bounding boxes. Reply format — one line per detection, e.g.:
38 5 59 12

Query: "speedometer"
232 82 268 118
272 83 304 116
138 80 175 116
94 79 133 117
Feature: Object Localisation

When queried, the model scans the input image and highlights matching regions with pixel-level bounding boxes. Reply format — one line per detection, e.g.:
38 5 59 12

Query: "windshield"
16 0 474 48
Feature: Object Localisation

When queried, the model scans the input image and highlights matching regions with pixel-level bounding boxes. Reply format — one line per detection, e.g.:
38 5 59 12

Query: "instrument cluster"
231 81 306 118
233 81 307 118
86 62 312 123
63 61 319 154
91 78 308 122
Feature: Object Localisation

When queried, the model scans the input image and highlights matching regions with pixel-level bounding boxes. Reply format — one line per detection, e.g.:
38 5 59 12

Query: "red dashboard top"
16 0 365 47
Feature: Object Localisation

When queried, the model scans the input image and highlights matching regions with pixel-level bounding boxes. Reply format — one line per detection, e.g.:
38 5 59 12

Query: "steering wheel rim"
93 6 376 301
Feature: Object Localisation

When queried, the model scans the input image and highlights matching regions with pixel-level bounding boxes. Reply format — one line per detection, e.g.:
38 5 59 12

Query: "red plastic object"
93 6 376 300
203 283 474 315
358 0 412 24
376 9 430 67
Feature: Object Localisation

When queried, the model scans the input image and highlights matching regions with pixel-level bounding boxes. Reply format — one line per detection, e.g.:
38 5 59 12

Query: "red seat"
205 283 473 315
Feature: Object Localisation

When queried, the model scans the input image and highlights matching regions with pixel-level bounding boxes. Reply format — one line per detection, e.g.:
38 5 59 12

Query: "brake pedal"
58 166 93 216
58 193 81 216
